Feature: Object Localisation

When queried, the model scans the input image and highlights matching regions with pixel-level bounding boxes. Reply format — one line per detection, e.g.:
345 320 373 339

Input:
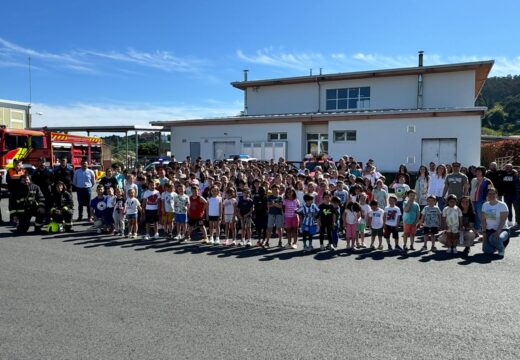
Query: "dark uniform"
31 165 54 216
53 165 74 193
50 189 74 231
12 181 46 233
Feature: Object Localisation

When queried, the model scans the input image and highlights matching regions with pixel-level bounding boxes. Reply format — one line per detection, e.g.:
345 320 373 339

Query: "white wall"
245 70 477 116
170 122 303 161
328 115 481 172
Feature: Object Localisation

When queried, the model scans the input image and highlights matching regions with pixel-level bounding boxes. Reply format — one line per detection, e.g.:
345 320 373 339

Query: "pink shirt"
283 199 300 218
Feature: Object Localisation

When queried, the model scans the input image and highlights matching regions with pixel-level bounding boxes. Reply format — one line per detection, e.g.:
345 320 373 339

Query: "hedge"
481 140 520 166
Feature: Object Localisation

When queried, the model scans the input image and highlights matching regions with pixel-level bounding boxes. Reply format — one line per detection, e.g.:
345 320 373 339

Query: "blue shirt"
90 196 108 219
296 203 319 226
72 168 96 189
403 200 420 225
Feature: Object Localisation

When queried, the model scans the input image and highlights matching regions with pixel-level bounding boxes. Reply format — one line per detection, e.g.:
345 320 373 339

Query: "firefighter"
31 157 54 220
11 174 46 233
50 181 74 232
53 157 74 193
6 159 27 223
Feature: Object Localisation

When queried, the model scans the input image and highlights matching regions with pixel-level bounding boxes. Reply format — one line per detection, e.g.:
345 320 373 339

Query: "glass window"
349 99 358 109
306 133 319 140
334 131 346 142
268 132 287 141
326 89 337 100
326 86 370 111
346 131 357 141
31 136 44 149
320 134 328 140
326 100 336 110
349 88 359 98
337 99 349 109
338 88 348 98
360 87 370 98
280 133 287 140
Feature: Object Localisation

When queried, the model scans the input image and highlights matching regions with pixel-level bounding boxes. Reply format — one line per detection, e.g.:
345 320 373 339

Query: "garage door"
421 138 457 166
213 141 236 160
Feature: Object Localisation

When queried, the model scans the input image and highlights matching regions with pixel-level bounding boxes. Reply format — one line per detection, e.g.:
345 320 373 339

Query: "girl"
344 201 361 250
414 165 430 210
442 194 463 254
357 193 370 248
283 188 300 249
106 187 116 234
419 195 442 252
125 188 141 239
112 187 126 236
223 188 238 246
207 186 223 245
372 179 388 209
459 196 478 255
295 181 306 206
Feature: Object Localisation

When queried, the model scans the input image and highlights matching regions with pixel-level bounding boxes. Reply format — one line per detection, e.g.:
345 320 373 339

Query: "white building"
151 57 493 171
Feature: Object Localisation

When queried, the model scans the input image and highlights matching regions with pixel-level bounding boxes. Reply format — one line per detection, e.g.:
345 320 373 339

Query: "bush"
481 140 520 166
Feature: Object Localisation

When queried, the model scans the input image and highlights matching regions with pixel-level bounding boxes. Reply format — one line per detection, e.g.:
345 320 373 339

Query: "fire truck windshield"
4 134 44 150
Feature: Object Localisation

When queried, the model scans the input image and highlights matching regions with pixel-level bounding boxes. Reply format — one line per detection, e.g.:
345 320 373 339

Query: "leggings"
319 223 333 246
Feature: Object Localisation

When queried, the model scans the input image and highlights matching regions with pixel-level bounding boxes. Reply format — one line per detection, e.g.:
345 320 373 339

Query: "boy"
90 184 109 234
142 179 161 240
187 183 208 243
318 191 336 251
442 194 463 254
265 184 283 248
296 194 320 252
160 182 175 238
368 200 385 250
402 190 421 252
125 188 141 239
238 188 254 247
383 195 402 250
419 195 442 252
174 184 190 241
392 174 410 213
330 196 342 251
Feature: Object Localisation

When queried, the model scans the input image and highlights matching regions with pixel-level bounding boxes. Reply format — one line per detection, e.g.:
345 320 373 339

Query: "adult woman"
414 165 430 209
392 164 410 185
481 188 510 257
428 164 447 210
459 196 478 255
469 166 493 232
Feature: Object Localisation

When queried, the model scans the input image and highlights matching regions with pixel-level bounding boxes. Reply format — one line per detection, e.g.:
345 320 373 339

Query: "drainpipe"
417 51 424 109
243 70 248 115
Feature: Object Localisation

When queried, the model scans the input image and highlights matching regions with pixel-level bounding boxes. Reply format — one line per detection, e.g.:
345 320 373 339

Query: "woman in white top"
481 187 510 257
428 164 447 210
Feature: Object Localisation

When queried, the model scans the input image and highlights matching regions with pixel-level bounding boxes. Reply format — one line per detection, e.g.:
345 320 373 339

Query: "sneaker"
209 237 215 245
421 245 428 251
303 245 309 252
278 241 283 248
143 235 150 240
308 245 314 251
387 245 393 251
231 240 237 246
284 243 292 249
291 244 298 249
403 246 409 252
174 234 181 240
238 241 244 247
329 244 336 251
320 245 325 251
498 249 505 257
154 233 160 239
377 245 383 250
452 247 458 254
431 246 437 252
223 239 229 246
246 240 252 247
202 238 209 244
446 247 452 254
256 241 262 247
507 221 514 227
369 245 375 250
214 237 221 245
97 228 102 234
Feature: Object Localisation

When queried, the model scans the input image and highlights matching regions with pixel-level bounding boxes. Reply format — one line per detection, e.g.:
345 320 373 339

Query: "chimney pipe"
243 70 249 115
417 51 424 109
418 50 424 67
243 69 248 81
309 68 313 76
319 68 322 75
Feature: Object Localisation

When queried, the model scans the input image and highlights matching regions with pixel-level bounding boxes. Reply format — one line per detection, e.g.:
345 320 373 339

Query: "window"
4 134 29 150
326 86 370 111
333 130 357 142
268 132 287 141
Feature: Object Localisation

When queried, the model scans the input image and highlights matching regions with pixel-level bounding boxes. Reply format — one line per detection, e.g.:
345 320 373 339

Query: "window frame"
326 86 371 111
267 132 288 141
333 130 357 142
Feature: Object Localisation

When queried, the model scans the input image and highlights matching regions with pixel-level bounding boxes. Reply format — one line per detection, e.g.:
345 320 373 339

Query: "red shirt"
188 196 206 219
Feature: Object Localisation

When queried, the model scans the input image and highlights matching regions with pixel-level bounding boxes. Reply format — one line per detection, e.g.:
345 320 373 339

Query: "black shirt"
318 203 335 225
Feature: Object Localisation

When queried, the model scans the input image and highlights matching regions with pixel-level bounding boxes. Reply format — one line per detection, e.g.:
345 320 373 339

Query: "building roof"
231 60 494 98
0 99 31 107
151 107 487 127
31 125 165 133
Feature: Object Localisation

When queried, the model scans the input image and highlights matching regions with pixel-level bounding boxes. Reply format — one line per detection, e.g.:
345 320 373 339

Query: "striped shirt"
296 203 319 226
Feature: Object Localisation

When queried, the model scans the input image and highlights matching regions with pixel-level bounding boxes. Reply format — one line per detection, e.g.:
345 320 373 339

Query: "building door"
306 133 328 155
213 141 235 160
190 142 200 159
421 138 457 166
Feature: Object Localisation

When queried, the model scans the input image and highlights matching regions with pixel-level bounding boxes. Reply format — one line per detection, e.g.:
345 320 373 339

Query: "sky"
1 0 519 128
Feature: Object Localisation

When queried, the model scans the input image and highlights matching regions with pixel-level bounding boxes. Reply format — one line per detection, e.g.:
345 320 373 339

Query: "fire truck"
0 126 111 183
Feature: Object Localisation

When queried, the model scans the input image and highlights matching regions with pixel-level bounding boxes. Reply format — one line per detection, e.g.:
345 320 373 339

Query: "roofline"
0 99 31 107
30 125 165 133
151 107 486 127
231 60 494 98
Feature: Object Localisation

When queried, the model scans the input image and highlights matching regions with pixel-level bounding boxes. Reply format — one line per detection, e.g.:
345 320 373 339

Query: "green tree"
482 104 508 129
138 143 158 156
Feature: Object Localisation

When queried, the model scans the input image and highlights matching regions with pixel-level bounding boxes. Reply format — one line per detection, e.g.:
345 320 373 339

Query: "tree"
138 143 158 156
482 104 508 129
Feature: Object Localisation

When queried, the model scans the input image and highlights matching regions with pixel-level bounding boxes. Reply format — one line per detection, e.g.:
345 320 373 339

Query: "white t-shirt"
482 201 509 230
345 209 359 225
208 196 222 216
173 193 189 214
126 198 141 215
161 191 175 213
107 195 116 208
368 208 385 229
359 203 371 224
384 206 401 227
142 189 161 210
442 206 463 233
124 183 138 198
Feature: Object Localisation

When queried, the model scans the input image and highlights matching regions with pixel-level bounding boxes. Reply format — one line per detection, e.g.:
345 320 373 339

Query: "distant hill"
477 75 520 134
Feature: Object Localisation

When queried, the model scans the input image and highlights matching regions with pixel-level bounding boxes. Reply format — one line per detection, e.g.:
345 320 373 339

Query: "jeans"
504 194 515 222
473 200 485 231
76 187 92 219
482 229 510 254
436 197 445 211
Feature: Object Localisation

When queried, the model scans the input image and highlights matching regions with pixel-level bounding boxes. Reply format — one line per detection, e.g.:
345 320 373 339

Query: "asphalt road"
1 201 520 360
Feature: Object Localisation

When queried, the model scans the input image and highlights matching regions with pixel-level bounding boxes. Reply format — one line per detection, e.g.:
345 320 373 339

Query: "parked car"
226 154 257 162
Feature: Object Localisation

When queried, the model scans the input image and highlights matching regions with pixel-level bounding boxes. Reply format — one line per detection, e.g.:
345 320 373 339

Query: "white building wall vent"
406 156 416 164
407 125 416 133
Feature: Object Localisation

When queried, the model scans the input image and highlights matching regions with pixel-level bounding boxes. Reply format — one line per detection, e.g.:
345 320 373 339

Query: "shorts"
357 222 366 233
300 224 317 236
175 213 187 223
127 213 137 220
403 223 417 235
208 215 220 222
162 212 174 223
188 217 204 227
267 214 283 228
346 223 357 239
371 227 383 237
145 210 158 224
224 214 235 224
284 216 299 228
422 226 438 235
241 215 252 227
384 225 399 240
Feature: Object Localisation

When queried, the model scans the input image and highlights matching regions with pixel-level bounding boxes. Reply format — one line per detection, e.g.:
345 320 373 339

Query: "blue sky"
1 0 519 128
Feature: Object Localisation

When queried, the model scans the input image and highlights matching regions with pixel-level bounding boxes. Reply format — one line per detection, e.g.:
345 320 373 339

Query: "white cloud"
237 49 520 76
0 37 206 74
30 101 243 130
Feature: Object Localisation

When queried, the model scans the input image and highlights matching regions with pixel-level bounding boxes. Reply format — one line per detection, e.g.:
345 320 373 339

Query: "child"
173 184 190 241
238 188 254 247
265 184 284 248
106 187 116 234
372 179 388 209
392 175 410 213
383 195 402 250
161 182 175 238
112 187 126 236
124 174 138 199
419 195 441 252
253 186 268 246
90 185 109 234
296 194 319 252
331 196 342 251
187 183 208 243
442 194 463 254
282 187 300 249
318 191 336 250
207 186 223 245
344 201 361 250
402 190 420 251
125 188 141 239
223 188 238 246
358 193 371 248
142 180 161 240
368 200 385 250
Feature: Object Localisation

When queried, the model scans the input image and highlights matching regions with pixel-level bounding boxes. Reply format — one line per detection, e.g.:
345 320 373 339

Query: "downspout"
417 51 424 109
243 70 248 115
